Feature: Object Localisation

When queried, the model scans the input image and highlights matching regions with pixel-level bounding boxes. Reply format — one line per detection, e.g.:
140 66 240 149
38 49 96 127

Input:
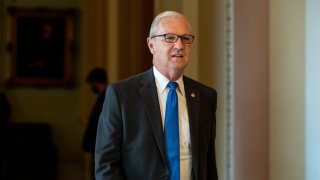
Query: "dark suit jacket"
95 68 218 180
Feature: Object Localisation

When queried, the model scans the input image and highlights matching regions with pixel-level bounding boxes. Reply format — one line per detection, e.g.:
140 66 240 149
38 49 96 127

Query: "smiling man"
95 11 218 180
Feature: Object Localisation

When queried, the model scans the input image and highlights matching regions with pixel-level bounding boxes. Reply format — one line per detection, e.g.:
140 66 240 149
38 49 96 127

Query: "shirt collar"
153 66 185 96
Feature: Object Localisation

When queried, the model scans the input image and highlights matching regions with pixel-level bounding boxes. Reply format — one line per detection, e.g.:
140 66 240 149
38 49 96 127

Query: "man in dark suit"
95 11 218 180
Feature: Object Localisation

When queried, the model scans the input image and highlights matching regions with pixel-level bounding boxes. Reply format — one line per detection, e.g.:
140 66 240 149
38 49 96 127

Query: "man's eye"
182 37 190 41
166 36 176 41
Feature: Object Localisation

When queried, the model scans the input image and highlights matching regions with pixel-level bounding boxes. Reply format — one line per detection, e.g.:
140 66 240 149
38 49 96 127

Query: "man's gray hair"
148 11 191 37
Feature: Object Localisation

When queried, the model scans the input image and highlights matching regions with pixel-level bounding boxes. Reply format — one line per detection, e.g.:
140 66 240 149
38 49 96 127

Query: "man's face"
147 16 192 76
89 82 102 94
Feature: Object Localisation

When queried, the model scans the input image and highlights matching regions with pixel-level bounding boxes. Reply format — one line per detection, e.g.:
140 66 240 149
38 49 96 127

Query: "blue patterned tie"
164 82 180 180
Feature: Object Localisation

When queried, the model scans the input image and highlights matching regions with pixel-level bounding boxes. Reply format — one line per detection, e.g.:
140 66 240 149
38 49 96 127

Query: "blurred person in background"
82 68 108 180
0 92 11 125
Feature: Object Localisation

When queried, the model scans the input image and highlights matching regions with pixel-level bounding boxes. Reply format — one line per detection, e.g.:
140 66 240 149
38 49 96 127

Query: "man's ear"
147 38 155 54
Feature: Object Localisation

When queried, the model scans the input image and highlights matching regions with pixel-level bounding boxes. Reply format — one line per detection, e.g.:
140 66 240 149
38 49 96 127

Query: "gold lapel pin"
191 92 195 98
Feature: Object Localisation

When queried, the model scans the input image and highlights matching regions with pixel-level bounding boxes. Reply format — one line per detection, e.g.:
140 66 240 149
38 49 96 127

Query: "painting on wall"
7 8 75 87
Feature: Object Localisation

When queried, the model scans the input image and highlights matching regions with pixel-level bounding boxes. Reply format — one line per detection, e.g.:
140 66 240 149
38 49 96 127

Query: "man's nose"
173 37 184 49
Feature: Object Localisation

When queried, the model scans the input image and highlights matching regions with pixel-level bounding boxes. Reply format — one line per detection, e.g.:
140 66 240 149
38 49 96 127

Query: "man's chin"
170 63 187 72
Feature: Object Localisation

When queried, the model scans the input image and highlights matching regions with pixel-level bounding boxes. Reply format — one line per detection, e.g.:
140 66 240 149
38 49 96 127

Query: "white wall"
306 0 320 179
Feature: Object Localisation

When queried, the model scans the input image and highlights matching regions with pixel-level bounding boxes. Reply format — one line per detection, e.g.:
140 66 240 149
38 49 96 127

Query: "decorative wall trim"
225 0 234 179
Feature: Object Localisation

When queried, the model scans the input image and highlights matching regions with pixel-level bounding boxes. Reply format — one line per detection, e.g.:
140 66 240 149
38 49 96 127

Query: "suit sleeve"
95 84 124 180
207 90 218 179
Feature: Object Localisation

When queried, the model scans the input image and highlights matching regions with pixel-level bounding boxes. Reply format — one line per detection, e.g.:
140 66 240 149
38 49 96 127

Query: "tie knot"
167 82 179 90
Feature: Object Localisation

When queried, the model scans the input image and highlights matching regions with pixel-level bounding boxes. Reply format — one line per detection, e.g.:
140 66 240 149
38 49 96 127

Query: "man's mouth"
172 54 183 58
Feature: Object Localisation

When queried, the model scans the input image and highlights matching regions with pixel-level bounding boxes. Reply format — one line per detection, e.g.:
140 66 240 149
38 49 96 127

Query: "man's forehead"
157 17 190 33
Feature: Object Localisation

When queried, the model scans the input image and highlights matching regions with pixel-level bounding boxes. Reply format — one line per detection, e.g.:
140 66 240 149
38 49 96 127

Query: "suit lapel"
139 69 167 164
184 76 200 177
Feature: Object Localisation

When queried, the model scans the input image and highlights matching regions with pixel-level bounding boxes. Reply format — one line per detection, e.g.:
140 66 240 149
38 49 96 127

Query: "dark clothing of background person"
82 89 106 153
82 67 108 180
0 93 11 123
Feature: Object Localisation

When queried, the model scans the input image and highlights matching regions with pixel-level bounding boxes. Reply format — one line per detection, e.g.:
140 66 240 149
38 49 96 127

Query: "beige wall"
233 0 269 179
198 1 227 179
269 0 306 179
231 0 308 179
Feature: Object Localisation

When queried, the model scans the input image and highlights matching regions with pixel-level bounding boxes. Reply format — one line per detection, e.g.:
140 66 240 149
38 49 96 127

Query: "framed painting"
7 8 75 87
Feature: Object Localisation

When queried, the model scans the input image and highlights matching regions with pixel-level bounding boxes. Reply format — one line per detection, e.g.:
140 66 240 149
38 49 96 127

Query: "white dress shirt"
153 66 192 180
